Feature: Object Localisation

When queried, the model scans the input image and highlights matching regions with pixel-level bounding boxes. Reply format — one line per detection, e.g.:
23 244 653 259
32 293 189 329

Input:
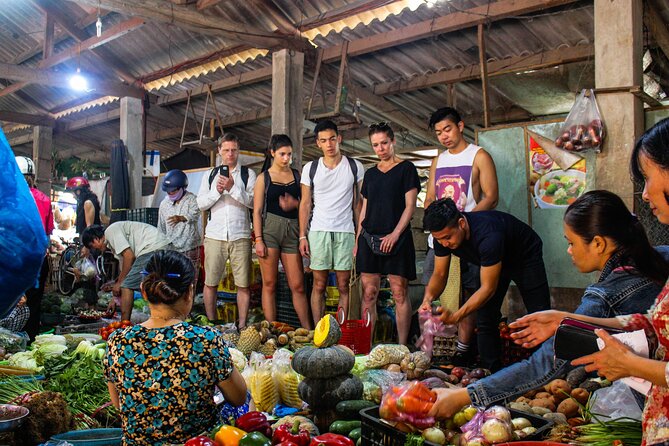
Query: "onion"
512 417 532 430
481 419 513 444
464 436 488 446
423 427 446 445
483 406 511 423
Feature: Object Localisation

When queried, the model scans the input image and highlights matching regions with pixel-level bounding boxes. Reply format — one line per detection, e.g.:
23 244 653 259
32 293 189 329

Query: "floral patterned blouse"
617 279 669 445
104 322 233 445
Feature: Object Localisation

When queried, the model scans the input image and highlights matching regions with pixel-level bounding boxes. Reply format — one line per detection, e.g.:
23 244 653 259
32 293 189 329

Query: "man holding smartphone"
198 133 256 328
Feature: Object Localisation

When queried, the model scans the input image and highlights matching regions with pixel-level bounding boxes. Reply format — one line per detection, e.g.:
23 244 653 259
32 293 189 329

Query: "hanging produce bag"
555 89 605 153
0 129 49 315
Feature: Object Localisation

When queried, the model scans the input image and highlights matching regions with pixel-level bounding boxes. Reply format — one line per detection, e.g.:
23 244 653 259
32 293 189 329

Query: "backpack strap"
207 166 220 221
241 165 249 188
261 170 271 221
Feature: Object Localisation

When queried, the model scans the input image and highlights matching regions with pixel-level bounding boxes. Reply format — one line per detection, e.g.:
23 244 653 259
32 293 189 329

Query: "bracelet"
299 236 307 241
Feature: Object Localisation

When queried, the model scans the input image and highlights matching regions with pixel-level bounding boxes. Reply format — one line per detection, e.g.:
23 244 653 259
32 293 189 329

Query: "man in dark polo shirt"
419 197 551 371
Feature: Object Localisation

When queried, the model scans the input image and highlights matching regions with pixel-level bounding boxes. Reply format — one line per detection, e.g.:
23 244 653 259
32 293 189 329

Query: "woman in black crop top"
252 135 311 328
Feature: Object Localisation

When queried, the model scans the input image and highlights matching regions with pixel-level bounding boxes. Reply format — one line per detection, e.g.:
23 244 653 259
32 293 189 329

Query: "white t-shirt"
105 221 172 260
301 157 365 233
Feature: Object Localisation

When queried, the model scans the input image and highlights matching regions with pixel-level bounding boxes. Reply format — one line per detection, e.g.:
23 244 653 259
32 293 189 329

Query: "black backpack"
308 156 360 225
207 165 252 221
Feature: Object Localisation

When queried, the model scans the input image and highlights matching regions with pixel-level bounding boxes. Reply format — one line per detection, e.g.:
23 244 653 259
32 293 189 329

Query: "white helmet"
15 156 35 176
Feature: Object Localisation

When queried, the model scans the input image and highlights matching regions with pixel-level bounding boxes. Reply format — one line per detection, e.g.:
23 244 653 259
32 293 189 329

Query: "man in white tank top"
423 107 498 366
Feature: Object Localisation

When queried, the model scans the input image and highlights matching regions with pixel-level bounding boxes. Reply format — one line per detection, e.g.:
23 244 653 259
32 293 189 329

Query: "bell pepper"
274 442 299 446
214 424 247 446
309 434 355 446
272 420 311 446
239 432 272 446
185 436 217 446
236 411 273 438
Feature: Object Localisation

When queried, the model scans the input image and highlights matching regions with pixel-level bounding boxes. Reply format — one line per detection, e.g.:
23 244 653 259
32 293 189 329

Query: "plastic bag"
360 369 406 403
272 348 304 409
245 352 279 413
555 89 605 153
590 380 643 421
461 406 514 445
75 257 97 281
0 327 28 353
378 380 436 429
365 343 410 368
416 310 457 359
0 129 49 316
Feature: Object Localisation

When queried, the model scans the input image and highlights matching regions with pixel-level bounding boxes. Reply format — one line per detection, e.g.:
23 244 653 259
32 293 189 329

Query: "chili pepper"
239 432 272 446
272 420 311 446
185 436 217 446
236 411 273 438
309 433 355 446
214 424 247 446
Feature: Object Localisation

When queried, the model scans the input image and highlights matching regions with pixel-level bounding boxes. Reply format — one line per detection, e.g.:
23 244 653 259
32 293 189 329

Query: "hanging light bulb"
69 68 88 91
96 15 102 37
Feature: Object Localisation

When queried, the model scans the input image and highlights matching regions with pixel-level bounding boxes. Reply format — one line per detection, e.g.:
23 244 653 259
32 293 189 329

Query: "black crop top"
265 176 300 219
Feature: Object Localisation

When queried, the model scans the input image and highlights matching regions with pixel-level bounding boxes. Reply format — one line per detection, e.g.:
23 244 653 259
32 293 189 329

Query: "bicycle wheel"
58 247 78 295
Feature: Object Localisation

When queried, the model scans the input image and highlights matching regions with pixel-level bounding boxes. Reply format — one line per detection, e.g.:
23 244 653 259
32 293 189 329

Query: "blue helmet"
162 169 188 192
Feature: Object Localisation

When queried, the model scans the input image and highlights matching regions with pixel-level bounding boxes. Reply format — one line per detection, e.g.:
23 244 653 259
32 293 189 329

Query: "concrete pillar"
272 49 304 168
594 0 643 207
120 96 144 209
32 125 52 196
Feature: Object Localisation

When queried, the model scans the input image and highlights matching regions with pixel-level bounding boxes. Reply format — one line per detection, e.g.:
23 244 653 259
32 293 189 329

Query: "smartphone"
221 165 229 177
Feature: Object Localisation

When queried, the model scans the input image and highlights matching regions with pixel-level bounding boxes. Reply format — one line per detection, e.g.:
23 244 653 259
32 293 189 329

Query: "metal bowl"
0 404 29 433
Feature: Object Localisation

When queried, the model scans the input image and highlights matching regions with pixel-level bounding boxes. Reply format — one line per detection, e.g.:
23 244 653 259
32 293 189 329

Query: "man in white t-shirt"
82 222 173 320
299 120 364 324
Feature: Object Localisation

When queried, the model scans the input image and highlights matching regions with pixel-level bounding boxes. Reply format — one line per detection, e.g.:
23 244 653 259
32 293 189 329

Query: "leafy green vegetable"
404 433 425 446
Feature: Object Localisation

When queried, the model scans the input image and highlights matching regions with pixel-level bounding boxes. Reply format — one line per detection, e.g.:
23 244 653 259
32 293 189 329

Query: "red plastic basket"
337 307 372 354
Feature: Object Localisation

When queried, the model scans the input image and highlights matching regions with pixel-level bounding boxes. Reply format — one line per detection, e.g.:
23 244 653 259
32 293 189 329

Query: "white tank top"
428 144 481 248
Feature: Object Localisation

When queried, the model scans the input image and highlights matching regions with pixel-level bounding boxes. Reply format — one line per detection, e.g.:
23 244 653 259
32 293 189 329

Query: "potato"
571 388 589 405
523 389 539 399
509 402 532 413
557 398 580 418
547 379 572 400
535 392 552 400
529 398 555 412
531 406 551 416
543 412 568 425
385 364 402 373
515 396 531 404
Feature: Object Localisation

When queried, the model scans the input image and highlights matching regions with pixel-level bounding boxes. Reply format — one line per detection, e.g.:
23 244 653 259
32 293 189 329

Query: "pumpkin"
298 373 363 410
291 345 354 379
313 314 342 348
400 351 430 380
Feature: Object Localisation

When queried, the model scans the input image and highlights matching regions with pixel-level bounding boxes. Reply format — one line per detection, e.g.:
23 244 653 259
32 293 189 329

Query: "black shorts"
356 232 416 280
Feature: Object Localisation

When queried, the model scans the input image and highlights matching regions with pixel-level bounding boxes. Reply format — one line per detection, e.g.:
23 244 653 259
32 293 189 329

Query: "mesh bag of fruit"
555 89 605 153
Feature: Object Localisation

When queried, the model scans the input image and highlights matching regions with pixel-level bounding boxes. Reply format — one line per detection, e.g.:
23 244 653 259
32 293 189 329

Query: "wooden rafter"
478 24 491 128
321 0 579 62
43 13 55 59
196 0 225 10
252 0 299 36
0 17 146 100
0 111 55 127
33 0 137 84
645 0 669 62
372 45 593 96
0 63 144 98
64 0 311 50
298 0 400 30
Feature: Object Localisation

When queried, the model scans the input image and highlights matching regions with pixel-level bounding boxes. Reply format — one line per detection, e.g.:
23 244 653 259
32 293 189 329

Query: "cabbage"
8 351 40 371
37 343 68 357
229 348 247 372
32 334 67 348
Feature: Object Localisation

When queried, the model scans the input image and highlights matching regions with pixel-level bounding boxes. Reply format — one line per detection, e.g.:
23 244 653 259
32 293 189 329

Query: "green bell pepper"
239 431 272 446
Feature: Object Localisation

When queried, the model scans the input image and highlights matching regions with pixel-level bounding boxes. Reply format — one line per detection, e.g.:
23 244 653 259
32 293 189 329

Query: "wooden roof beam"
373 45 593 96
252 0 300 36
65 0 311 51
322 0 579 63
0 111 55 127
0 17 146 100
33 0 137 84
0 62 144 99
196 0 225 10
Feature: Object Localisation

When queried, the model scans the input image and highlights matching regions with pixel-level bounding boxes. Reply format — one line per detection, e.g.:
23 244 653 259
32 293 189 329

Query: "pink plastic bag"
416 310 456 358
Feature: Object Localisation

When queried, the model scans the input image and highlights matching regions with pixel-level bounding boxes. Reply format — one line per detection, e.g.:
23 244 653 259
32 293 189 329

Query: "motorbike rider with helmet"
158 169 201 280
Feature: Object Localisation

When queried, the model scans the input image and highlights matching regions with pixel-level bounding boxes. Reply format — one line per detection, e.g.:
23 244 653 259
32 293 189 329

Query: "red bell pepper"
274 442 299 446
185 436 217 446
236 411 273 439
272 420 311 446
309 434 354 446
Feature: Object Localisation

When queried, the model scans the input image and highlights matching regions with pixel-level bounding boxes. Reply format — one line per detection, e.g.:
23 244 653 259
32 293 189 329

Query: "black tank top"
76 193 101 234
266 179 300 220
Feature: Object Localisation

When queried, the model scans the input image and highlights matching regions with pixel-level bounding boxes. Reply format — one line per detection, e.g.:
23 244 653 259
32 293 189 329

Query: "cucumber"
348 427 362 442
335 399 376 420
329 420 361 436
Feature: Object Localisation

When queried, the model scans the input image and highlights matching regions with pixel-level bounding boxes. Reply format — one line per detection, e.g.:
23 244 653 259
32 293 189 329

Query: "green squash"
291 345 354 379
298 373 363 410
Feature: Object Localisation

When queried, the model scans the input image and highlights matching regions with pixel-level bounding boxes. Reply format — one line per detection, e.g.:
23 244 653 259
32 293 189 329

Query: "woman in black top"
253 135 311 328
356 122 421 345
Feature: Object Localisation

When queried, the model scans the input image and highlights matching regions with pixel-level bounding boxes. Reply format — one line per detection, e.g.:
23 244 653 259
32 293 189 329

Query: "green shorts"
308 231 355 271
262 213 299 254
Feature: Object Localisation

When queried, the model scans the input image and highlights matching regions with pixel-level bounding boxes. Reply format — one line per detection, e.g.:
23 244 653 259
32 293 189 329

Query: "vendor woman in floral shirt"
158 170 202 279
511 118 669 446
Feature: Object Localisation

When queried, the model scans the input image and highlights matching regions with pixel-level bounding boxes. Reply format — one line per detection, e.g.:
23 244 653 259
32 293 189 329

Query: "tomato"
121 320 131 326
110 321 121 329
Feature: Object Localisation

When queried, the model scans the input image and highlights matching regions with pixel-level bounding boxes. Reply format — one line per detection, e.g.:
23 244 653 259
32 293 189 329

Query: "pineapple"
237 326 262 356
259 342 277 357
222 331 239 347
